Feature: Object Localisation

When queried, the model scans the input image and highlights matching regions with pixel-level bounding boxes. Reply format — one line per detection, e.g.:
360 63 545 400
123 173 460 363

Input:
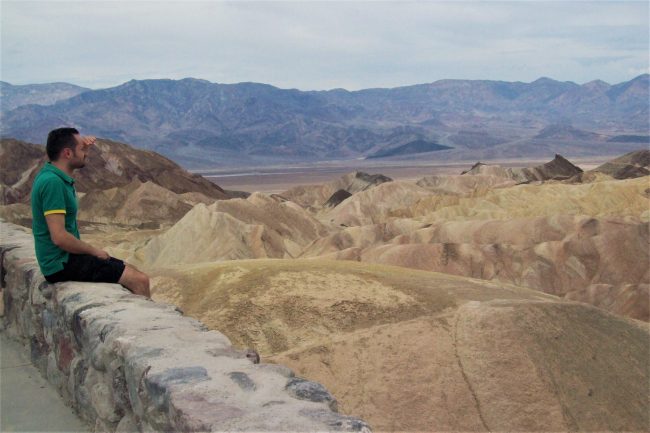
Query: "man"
31 127 150 297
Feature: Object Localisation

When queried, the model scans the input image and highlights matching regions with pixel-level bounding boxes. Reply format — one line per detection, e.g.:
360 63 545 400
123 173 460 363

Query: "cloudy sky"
1 1 648 90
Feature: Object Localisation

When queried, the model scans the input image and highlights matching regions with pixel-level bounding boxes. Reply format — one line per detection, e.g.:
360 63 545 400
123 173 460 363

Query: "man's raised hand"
82 135 97 148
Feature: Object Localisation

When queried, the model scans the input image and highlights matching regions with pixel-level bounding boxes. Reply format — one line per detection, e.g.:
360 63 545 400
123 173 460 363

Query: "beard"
70 157 86 170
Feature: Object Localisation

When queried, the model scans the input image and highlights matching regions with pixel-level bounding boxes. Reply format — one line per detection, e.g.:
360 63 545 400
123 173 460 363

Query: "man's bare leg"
119 265 151 298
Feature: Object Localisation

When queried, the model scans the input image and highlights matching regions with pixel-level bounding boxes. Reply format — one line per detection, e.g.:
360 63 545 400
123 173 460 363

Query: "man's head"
46 127 88 169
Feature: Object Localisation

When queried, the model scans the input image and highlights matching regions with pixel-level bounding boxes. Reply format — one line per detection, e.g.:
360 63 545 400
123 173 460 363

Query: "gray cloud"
1 1 648 90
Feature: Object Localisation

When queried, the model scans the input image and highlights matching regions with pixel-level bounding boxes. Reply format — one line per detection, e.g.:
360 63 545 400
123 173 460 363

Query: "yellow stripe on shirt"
44 209 66 216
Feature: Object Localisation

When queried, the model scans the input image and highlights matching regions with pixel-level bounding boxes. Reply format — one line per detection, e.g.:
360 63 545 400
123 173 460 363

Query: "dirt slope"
302 213 649 320
149 259 650 432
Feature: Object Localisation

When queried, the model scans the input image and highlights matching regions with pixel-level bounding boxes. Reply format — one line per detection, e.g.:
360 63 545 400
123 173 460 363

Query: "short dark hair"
46 127 79 161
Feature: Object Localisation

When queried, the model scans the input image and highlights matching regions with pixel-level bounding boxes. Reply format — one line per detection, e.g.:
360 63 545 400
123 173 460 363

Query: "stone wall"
0 222 371 432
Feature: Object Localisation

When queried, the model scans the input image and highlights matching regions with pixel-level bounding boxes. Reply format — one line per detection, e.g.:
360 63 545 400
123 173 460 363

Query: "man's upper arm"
39 179 68 244
40 179 67 217
45 213 67 244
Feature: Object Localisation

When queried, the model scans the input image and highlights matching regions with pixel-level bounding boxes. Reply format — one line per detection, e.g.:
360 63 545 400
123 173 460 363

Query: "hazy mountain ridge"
1 75 648 167
0 81 90 111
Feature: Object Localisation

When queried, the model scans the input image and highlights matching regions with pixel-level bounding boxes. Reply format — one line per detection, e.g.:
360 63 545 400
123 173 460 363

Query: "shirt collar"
44 162 75 185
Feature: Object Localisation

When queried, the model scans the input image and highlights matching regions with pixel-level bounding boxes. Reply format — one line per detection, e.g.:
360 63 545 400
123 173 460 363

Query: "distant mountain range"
0 81 90 111
1 75 648 168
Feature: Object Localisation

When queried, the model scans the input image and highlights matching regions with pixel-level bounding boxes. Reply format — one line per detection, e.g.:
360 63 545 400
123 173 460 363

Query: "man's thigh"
46 254 126 284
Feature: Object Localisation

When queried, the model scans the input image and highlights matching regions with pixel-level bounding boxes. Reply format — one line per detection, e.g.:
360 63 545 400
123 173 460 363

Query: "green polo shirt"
31 162 80 276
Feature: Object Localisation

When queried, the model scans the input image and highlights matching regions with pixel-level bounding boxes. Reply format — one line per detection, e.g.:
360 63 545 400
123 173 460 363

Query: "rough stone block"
168 389 245 432
110 364 131 414
47 351 65 393
300 408 372 432
115 412 138 433
94 417 117 433
286 377 339 412
30 280 49 306
42 308 56 346
228 371 257 391
66 359 96 422
56 334 75 374
257 362 295 378
91 381 122 423
30 334 49 373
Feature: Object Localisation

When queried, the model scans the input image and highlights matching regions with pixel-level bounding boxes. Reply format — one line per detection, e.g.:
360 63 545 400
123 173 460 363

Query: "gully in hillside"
30 127 151 297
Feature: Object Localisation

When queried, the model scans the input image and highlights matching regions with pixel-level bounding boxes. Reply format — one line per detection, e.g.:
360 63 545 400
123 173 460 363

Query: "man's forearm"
54 231 100 256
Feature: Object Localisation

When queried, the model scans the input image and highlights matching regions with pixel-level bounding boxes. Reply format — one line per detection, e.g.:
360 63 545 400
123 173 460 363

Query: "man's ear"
61 147 73 159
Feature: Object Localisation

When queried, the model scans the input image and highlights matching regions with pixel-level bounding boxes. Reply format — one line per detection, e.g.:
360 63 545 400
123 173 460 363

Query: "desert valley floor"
199 157 609 194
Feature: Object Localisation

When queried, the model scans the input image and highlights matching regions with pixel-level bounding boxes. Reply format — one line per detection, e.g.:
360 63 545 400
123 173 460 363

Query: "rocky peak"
543 154 584 176
591 149 650 180
0 137 227 205
461 162 487 175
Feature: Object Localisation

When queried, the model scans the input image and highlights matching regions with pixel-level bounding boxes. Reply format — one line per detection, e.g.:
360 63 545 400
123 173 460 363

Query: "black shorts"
44 253 126 284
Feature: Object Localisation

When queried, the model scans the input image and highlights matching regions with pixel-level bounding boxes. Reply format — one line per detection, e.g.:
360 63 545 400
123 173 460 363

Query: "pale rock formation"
324 181 433 227
0 202 31 227
416 173 516 196
300 219 427 258
352 216 650 320
139 193 330 267
78 179 215 226
413 176 650 223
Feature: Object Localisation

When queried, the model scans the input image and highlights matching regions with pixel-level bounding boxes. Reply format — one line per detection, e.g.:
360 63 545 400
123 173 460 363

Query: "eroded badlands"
2 139 649 431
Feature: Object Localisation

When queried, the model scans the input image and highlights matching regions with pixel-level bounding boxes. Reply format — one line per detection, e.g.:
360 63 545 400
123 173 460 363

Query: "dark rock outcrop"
462 154 583 183
593 149 650 179
281 171 393 210
522 154 584 181
324 189 352 208
351 172 393 191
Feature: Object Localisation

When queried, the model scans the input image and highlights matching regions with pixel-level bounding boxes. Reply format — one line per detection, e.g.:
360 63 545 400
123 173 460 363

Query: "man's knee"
132 275 151 298
120 265 151 298
139 272 151 294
